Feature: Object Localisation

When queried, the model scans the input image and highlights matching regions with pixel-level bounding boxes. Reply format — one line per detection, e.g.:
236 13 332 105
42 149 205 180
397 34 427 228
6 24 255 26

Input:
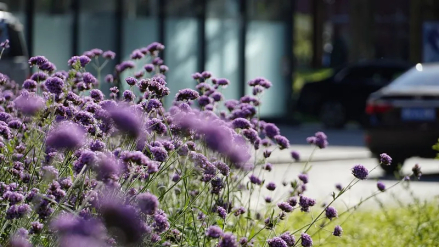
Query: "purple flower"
198 95 211 107
90 89 104 102
249 174 262 185
335 183 343 191
123 90 135 102
218 233 238 247
105 74 114 83
109 106 142 137
217 206 227 219
150 146 168 162
333 225 343 237
153 212 170 233
29 221 44 234
377 181 386 192
130 49 144 59
277 202 294 212
30 72 48 81
291 151 300 161
103 50 116 59
159 65 169 73
232 118 251 129
379 153 392 165
213 161 230 176
264 123 280 138
100 199 145 244
29 56 49 67
298 174 308 184
352 164 369 180
266 182 276 191
68 55 91 67
299 196 315 212
263 163 273 171
89 140 105 151
308 131 328 149
211 92 223 102
116 61 135 73
280 232 295 246
125 77 138 86
300 233 313 247
14 93 45 116
23 79 37 91
216 78 230 86
144 64 154 72
325 206 338 220
46 122 85 151
274 135 289 150
137 192 159 215
267 237 288 247
175 88 200 101
45 76 64 94
82 72 97 84
206 225 222 238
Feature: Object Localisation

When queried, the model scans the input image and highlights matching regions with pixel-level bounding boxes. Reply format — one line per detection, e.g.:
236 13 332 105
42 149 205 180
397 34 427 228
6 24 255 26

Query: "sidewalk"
263 145 372 164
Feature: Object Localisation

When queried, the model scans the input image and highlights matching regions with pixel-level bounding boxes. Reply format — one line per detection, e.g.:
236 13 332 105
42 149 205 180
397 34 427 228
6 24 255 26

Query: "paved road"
247 123 439 210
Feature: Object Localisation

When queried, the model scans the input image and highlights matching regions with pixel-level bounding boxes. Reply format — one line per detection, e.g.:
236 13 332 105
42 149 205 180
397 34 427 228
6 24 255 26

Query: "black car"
296 61 412 128
365 63 439 174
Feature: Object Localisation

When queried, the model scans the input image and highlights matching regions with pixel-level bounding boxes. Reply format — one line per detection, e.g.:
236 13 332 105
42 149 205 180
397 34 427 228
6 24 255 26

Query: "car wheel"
319 101 347 129
380 156 405 175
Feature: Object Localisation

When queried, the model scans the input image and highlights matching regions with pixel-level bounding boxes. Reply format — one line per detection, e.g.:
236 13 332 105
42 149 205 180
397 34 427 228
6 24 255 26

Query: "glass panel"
206 0 240 103
121 0 159 92
34 0 73 71
164 0 200 107
246 0 291 118
79 0 116 94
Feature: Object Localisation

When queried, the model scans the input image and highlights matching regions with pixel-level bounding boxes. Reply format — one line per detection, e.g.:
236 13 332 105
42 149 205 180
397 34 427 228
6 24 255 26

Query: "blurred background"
2 0 436 119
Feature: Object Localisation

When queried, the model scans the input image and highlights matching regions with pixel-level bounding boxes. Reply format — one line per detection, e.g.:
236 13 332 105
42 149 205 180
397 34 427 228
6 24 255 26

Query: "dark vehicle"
0 3 29 84
296 61 412 128
365 63 439 174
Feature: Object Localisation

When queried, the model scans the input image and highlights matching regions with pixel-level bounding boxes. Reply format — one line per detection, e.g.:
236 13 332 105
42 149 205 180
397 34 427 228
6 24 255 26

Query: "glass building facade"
4 0 294 120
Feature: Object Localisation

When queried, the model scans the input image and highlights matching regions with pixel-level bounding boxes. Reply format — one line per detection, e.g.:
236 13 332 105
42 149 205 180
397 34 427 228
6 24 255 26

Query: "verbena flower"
300 233 313 247
137 192 159 215
206 225 222 238
333 225 343 237
291 151 300 161
266 182 276 191
217 206 227 219
267 237 288 247
379 153 392 165
377 181 386 192
218 232 238 247
45 76 64 95
46 122 85 151
325 206 338 220
277 202 293 213
352 164 369 180
280 232 295 246
298 174 308 184
264 123 280 138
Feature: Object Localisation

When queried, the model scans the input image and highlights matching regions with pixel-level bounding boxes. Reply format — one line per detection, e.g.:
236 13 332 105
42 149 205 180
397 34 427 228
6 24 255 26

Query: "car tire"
319 101 347 129
380 156 405 175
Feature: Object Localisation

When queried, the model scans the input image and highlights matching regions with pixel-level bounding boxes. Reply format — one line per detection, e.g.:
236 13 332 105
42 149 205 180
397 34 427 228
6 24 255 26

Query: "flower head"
380 153 392 165
46 122 85 151
218 232 238 247
333 225 343 237
300 233 313 247
352 164 369 180
377 181 386 192
267 237 288 247
325 206 338 220
280 232 295 246
206 225 222 238
137 192 159 215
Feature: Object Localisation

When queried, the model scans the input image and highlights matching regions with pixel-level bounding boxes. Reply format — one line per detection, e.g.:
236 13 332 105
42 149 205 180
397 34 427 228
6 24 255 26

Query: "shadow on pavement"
371 173 439 183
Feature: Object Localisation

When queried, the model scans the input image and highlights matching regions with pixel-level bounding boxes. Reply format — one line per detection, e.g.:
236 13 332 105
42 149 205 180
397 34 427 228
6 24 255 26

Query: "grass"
276 197 439 247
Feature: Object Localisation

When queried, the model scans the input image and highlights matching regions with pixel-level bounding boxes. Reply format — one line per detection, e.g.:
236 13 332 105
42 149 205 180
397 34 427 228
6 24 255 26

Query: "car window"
389 66 439 87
